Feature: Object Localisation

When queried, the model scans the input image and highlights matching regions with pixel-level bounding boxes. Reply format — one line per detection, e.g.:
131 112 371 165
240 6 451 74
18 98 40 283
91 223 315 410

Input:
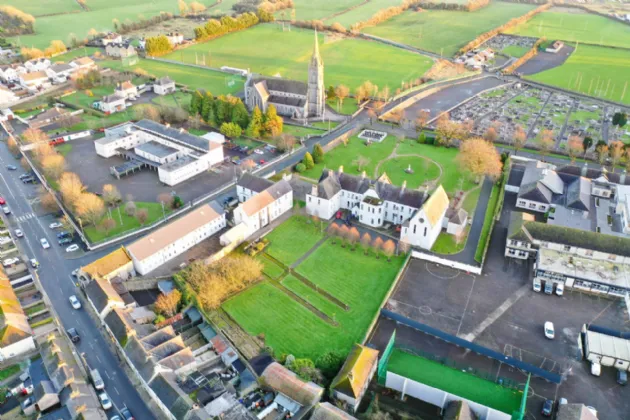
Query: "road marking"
104 370 110 379
113 387 119 395
96 355 101 363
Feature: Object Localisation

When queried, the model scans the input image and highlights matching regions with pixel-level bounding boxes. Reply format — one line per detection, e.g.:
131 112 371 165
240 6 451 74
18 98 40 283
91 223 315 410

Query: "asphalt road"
0 142 154 420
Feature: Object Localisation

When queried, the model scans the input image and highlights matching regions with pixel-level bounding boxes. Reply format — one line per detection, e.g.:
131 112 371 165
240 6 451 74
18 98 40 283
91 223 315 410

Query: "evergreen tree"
201 92 215 124
216 98 231 125
303 152 315 170
326 86 336 101
190 90 203 116
312 143 325 164
246 106 264 138
231 101 250 129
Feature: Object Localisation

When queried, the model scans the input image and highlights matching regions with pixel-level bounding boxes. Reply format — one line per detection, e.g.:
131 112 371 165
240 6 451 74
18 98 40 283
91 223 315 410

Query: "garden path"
372 141 444 191
290 236 328 269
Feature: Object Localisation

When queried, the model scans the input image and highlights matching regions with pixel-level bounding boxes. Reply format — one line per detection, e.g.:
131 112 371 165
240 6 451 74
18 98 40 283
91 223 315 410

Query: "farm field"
527 45 630 106
505 9 630 48
363 3 536 56
323 0 403 28
2 0 81 16
163 24 434 90
280 0 365 21
99 58 244 95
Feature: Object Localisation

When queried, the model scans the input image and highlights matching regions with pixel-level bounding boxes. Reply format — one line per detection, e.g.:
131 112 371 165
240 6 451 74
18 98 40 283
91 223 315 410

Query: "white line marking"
104 370 111 379
113 387 119 395
96 355 101 363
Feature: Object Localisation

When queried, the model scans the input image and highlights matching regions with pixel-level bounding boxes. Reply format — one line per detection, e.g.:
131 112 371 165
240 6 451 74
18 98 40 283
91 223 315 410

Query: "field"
527 45 630 106
363 3 536 56
99 58 244 95
324 0 404 28
223 216 405 359
281 0 365 21
163 24 434 90
2 0 81 16
505 9 630 48
387 350 522 415
282 125 325 138
501 45 529 58
51 47 101 63
265 216 324 265
83 202 168 243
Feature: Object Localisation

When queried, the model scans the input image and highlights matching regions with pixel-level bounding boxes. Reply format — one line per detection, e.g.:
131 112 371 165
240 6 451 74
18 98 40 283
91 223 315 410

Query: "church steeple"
307 30 325 118
311 30 322 67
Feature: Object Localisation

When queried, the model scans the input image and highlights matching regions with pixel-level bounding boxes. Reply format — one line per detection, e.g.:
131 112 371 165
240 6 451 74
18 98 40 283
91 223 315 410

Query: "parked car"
3 206 10 214
58 237 72 246
14 229 23 238
0 196 5 205
2 257 20 267
591 362 601 377
30 258 39 268
66 244 80 253
541 399 553 417
40 238 50 249
254 149 264 155
7 165 17 170
555 282 564 296
120 406 135 420
91 369 104 390
57 231 71 239
544 281 553 295
544 321 555 339
99 392 112 410
19 173 32 180
49 222 63 229
22 176 36 184
259 159 266 165
617 369 627 385
72 268 79 277
69 295 81 309
67 328 80 343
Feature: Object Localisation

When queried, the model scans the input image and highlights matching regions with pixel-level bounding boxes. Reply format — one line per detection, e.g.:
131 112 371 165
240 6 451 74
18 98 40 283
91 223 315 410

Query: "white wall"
0 336 36 360
158 159 206 186
402 207 446 251
411 250 482 275
154 84 175 96
516 198 548 213
306 192 340 220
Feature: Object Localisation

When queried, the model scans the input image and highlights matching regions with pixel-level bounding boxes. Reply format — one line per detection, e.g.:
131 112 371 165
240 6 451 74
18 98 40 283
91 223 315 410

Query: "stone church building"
244 32 325 119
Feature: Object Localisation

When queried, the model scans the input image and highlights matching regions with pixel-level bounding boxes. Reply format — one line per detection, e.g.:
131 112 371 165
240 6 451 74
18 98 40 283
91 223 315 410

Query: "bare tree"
102 184 121 207
352 155 370 172
371 237 384 258
539 129 555 160
327 223 339 244
39 189 58 213
124 200 137 217
334 84 349 112
513 125 527 153
21 128 48 144
596 143 609 166
158 193 174 210
348 227 360 249
609 140 624 170
7 137 19 154
136 208 149 225
382 239 396 261
276 133 297 153
360 232 372 254
484 126 498 143
100 218 116 235
416 109 430 133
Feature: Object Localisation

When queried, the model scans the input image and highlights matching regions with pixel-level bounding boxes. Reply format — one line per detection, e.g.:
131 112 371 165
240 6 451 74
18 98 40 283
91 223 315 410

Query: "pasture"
163 24 434 90
505 9 630 48
3 0 81 16
363 3 536 56
281 0 365 21
527 45 630 106
323 0 403 28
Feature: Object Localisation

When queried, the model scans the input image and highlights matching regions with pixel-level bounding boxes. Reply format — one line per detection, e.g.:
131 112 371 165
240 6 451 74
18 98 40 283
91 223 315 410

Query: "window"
608 254 617 261
413 225 417 234
371 219 374 224
423 227 427 237
308 196 312 202
378 218 381 224
318 199 320 205
563 245 571 252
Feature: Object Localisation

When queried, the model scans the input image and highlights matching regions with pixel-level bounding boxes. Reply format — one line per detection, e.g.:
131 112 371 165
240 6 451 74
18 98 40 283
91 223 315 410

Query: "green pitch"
280 0 365 21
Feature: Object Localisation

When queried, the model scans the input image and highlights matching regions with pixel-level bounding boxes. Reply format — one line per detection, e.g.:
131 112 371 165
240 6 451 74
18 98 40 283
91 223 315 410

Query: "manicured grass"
281 274 341 319
25 303 47 316
282 125 325 138
505 10 630 48
163 24 434 91
30 317 54 328
387 350 522 415
257 255 286 279
233 137 265 149
63 110 142 132
0 364 21 381
100 58 244 95
378 156 440 189
462 187 481 213
328 98 359 115
52 47 101 63
265 216 324 265
83 202 169 243
363 3 536 56
431 228 469 255
188 128 208 136
2 0 81 16
55 144 72 157
474 182 500 263
311 121 339 130
151 91 192 109
282 0 365 21
63 86 115 109
526 45 630 106
501 45 530 58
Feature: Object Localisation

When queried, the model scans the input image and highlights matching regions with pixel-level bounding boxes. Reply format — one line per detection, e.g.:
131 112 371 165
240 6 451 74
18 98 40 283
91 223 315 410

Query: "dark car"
617 370 627 385
7 165 17 171
57 231 71 239
58 237 72 245
22 176 36 184
67 328 80 343
120 406 135 420
541 399 554 417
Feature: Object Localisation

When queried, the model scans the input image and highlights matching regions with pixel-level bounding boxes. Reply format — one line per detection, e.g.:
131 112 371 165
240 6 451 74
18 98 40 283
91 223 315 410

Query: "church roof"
254 77 307 96
331 344 379 399
268 95 306 107
421 185 449 228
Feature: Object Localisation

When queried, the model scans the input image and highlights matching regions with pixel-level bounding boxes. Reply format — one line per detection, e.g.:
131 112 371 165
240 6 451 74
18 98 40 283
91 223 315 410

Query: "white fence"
411 250 482 275
386 372 511 420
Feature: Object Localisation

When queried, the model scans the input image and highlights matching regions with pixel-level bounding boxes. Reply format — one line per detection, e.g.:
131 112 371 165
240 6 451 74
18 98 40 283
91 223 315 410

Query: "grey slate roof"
566 177 591 211
449 208 468 225
149 372 193 420
266 179 293 200
238 172 273 193
85 280 111 313
518 163 554 204
125 335 157 382
102 93 125 103
257 77 307 96
49 63 73 74
136 140 179 158
135 119 212 152
155 76 174 86
104 308 134 345
269 95 306 107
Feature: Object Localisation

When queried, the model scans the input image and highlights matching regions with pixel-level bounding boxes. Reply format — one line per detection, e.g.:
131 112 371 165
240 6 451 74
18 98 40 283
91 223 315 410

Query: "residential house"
115 80 138 99
19 71 50 90
546 41 564 53
29 106 72 129
0 108 15 122
0 85 17 106
0 64 25 83
166 32 184 46
260 362 324 415
444 208 468 236
126 203 226 275
70 56 96 74
400 185 450 250
80 246 135 281
556 404 598 420
85 277 127 319
153 76 176 95
105 43 137 58
25 58 51 72
45 63 75 83
233 178 293 237
33 381 60 412
0 276 35 360
311 402 357 420
236 172 273 202
97 93 126 113
331 344 379 412
101 32 123 46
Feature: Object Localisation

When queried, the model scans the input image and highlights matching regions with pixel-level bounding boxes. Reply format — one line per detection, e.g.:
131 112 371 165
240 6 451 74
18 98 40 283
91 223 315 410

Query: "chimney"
581 162 588 176
328 169 333 178
361 171 366 179
399 180 406 198
339 165 344 173
622 170 627 185
311 184 318 197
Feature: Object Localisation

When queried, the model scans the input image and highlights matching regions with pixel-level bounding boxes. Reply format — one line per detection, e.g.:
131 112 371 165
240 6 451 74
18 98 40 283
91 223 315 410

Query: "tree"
246 106 264 138
326 86 336 101
76 193 105 226
360 232 372 254
173 196 184 208
102 184 121 207
312 144 325 164
59 172 84 209
20 157 30 171
338 224 350 246
416 109 430 133
316 351 345 381
295 163 306 173
145 35 172 56
189 1 206 15
367 109 377 126
41 154 66 180
334 84 349 112
143 105 161 122
352 155 370 172
287 358 322 383
582 136 593 156
348 227 360 248
7 136 19 155
231 101 249 129
88 28 99 39
39 190 58 213
612 112 628 128
539 129 555 160
513 125 527 153
567 135 583 164
240 159 256 172
398 238 411 255
457 138 502 182
276 133 296 153
595 141 609 166
124 200 136 217
303 152 315 170
178 0 188 15
21 127 48 144
101 218 116 235
220 122 242 138
33 143 56 162
158 193 174 209
136 208 149 225
155 289 182 317
371 237 384 257
263 105 283 137
382 239 396 261
190 90 203 116
609 140 624 169
484 126 498 143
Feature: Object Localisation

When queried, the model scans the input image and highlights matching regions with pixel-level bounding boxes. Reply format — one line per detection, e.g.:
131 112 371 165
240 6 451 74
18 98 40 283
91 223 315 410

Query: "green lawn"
324 0 405 28
378 156 441 189
151 91 192 110
505 10 630 48
265 216 324 265
0 364 21 381
63 110 143 132
52 47 101 63
233 137 265 149
258 255 286 279
282 125 325 138
282 0 365 21
25 303 47 316
363 3 536 56
526 45 630 106
311 121 339 130
163 24 434 91
328 98 359 115
83 202 169 243
387 350 522 415
474 182 500 263
501 45 530 58
462 187 481 213
431 227 469 255
55 143 73 157
281 274 342 319
100 58 244 95
2 0 81 16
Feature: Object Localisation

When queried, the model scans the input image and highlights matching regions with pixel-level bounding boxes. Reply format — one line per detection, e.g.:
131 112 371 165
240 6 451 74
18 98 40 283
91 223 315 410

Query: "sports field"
387 350 522 415
505 10 630 48
163 24 434 90
3 0 81 16
222 216 405 359
363 3 536 56
281 0 365 21
527 45 630 105
324 0 403 28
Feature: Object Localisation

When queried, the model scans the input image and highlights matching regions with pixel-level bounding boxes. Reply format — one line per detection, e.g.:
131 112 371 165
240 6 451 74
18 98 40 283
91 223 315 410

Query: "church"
244 32 325 119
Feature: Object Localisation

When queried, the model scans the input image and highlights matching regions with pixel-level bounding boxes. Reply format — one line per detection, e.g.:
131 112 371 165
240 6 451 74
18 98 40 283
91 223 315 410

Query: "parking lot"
374 193 630 419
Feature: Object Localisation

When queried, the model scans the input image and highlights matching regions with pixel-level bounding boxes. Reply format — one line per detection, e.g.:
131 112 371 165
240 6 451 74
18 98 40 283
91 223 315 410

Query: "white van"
591 362 601 377
555 282 564 296
90 369 105 390
533 279 542 292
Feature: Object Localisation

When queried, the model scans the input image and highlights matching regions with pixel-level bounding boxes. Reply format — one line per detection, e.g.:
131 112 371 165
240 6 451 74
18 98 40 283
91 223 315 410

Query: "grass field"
100 58 244 95
378 156 441 189
265 216 324 265
2 0 81 16
505 10 630 48
363 3 536 56
281 274 342 319
474 182 500 263
151 91 192 109
387 350 522 414
163 24 434 90
527 45 630 106
282 0 365 21
282 125 325 138
324 0 404 28
257 255 286 279
501 45 530 58
51 47 101 63
83 202 168 243
431 227 469 254
328 98 359 115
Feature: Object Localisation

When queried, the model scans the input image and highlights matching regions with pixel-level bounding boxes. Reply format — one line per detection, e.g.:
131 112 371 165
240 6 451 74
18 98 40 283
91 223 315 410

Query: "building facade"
331 344 379 413
153 76 176 95
98 93 126 113
233 178 293 237
401 186 449 250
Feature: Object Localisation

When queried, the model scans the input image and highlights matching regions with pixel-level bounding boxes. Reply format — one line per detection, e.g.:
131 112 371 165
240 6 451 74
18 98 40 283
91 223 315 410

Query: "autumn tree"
155 289 182 317
512 125 527 153
39 190 58 213
102 184 121 207
240 158 256 172
76 193 105 226
539 129 555 160
338 224 350 247
136 208 149 225
21 127 48 144
334 84 349 112
7 136 19 155
246 106 264 138
158 193 174 209
20 157 30 171
59 172 84 209
263 105 283 137
189 1 206 15
360 232 372 254
609 140 624 169
457 138 502 182
178 0 189 15
567 135 583 164
382 239 396 261
348 227 360 248
416 109 430 133
33 143 56 162
41 154 66 180
484 126 498 143
276 133 296 153
595 142 609 166
101 218 116 235
327 223 339 244
371 237 384 257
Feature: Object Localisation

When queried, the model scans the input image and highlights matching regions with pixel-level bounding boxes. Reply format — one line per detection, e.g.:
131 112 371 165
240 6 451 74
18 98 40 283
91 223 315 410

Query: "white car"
2 206 10 214
14 229 23 238
40 238 50 249
98 392 112 410
72 268 79 277
254 149 264 155
30 258 39 268
555 282 564 296
49 222 63 229
587 406 597 417
66 244 79 253
69 295 81 309
2 257 20 267
544 321 555 339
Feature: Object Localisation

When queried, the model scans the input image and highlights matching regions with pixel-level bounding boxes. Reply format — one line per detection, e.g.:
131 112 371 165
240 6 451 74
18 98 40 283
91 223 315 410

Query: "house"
556 404 598 420
33 381 59 412
233 178 293 237
97 93 126 113
546 40 564 54
150 372 198 419
0 276 35 360
45 63 75 82
126 203 226 275
19 71 50 90
25 58 51 72
101 32 123 46
29 106 72 129
401 185 449 250
166 32 184 46
104 307 136 345
0 85 17 106
153 76 176 95
70 56 96 74
115 80 138 99
0 64 24 82
260 362 324 413
85 278 127 319
330 344 379 412
311 402 357 420
105 43 137 58
444 207 468 236
80 246 135 281
236 172 273 202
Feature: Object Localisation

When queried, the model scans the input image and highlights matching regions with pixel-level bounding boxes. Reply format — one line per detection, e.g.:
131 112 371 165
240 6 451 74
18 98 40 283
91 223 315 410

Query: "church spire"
312 29 322 65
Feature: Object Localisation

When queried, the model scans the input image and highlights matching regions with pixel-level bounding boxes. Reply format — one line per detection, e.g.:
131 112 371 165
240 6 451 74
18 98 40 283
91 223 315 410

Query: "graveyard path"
525 91 554 140
555 98 577 149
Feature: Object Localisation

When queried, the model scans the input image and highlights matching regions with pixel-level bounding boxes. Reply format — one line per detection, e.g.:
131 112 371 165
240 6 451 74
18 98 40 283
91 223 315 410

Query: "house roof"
268 95 306 108
85 278 124 313
102 93 125 103
81 247 131 279
49 63 73 74
72 57 94 66
155 76 174 86
448 208 468 225
566 177 591 212
240 179 292 216
260 362 323 407
104 308 135 345
149 372 193 419
556 404 598 420
127 204 222 262
311 402 357 420
518 161 564 204
119 80 135 90
32 106 69 123
21 71 47 81
252 77 307 96
238 173 274 193
331 344 379 399
135 119 220 152
421 185 449 228
0 277 32 347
